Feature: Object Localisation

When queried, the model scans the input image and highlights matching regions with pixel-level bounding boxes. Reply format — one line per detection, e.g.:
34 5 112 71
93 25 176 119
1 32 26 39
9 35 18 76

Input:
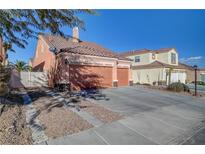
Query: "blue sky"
8 9 205 67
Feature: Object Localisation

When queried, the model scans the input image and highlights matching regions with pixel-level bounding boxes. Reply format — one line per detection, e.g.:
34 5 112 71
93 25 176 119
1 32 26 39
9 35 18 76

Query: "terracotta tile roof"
41 34 76 51
153 48 176 53
120 48 176 57
41 34 131 61
132 61 192 70
120 49 151 57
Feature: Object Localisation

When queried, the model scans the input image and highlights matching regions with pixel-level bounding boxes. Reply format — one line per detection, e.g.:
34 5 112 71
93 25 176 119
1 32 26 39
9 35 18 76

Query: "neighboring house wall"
156 52 169 64
132 68 165 85
127 48 183 85
128 53 151 66
128 49 178 66
186 69 205 83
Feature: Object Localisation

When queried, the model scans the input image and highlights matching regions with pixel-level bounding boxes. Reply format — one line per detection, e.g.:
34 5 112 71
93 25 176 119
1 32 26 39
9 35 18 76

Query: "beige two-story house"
121 48 189 85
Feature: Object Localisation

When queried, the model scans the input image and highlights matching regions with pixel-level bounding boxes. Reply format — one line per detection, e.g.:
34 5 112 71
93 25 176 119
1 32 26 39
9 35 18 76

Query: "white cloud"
180 56 203 64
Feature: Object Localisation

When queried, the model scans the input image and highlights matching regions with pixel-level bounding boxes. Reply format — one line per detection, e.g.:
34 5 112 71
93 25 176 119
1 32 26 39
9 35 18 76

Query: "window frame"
171 53 176 64
134 56 140 63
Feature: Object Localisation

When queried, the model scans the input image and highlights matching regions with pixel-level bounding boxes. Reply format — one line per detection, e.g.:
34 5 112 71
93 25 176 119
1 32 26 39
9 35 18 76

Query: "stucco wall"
62 53 132 82
186 69 205 83
156 52 169 64
31 35 56 72
127 53 151 66
132 68 165 84
128 49 179 67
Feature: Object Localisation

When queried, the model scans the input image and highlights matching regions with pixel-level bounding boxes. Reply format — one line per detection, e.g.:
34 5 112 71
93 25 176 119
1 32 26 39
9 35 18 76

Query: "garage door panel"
117 68 129 87
69 65 113 90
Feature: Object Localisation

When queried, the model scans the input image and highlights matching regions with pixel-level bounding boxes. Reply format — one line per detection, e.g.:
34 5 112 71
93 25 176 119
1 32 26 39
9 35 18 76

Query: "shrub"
167 82 190 92
191 81 205 86
158 80 167 86
142 83 151 86
153 81 157 86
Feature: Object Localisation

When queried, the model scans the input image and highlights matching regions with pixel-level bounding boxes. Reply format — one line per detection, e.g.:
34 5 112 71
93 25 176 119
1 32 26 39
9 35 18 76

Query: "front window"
135 56 140 62
171 53 176 64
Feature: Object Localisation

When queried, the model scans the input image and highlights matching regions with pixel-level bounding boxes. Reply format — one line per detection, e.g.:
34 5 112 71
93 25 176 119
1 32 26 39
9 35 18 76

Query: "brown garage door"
69 65 113 90
117 68 129 87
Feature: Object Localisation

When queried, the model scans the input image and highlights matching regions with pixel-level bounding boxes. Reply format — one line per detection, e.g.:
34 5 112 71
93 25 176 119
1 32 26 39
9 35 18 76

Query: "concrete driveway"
47 86 205 145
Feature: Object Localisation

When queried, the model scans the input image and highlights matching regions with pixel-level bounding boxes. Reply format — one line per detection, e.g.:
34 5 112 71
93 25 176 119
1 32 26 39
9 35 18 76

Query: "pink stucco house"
30 28 133 90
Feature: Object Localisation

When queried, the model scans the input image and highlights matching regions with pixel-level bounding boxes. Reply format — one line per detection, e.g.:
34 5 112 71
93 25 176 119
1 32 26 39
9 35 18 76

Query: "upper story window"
171 53 176 64
134 56 140 62
152 53 156 60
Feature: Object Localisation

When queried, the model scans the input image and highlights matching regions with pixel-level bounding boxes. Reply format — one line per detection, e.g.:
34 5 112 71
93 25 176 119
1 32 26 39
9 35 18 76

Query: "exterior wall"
62 53 132 86
156 49 178 66
128 49 178 67
156 52 169 64
186 69 205 83
31 35 56 72
127 53 152 66
132 68 165 85
69 65 113 90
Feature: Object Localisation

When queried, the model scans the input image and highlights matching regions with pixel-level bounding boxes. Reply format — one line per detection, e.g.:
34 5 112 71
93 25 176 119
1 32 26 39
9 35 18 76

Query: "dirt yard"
30 92 93 139
0 104 32 144
80 101 123 123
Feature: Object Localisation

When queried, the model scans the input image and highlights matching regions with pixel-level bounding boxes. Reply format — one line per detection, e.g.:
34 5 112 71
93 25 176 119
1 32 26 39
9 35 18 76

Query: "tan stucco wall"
132 68 165 84
156 52 169 64
127 53 151 66
127 49 178 67
186 69 205 83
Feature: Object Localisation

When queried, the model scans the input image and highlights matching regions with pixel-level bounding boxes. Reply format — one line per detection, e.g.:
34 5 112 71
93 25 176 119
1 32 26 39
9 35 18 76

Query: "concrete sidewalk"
47 120 156 145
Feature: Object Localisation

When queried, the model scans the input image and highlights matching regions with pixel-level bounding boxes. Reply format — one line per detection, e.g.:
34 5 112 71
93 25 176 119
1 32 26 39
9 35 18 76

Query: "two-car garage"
68 64 130 90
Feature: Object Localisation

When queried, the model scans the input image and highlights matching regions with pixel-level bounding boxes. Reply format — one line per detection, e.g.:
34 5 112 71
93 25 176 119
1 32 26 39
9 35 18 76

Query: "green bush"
191 81 205 85
167 82 190 92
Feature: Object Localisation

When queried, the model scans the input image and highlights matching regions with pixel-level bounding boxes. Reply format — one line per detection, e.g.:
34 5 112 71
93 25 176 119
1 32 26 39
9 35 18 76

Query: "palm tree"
14 60 31 72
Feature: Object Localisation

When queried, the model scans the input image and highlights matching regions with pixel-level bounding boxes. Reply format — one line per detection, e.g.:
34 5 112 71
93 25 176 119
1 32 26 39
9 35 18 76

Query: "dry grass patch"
80 101 123 123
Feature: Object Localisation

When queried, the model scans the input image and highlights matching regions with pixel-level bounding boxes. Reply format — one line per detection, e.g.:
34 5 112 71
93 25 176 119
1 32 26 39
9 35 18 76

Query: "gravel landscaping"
29 91 93 139
38 107 93 139
80 101 123 123
0 104 32 144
